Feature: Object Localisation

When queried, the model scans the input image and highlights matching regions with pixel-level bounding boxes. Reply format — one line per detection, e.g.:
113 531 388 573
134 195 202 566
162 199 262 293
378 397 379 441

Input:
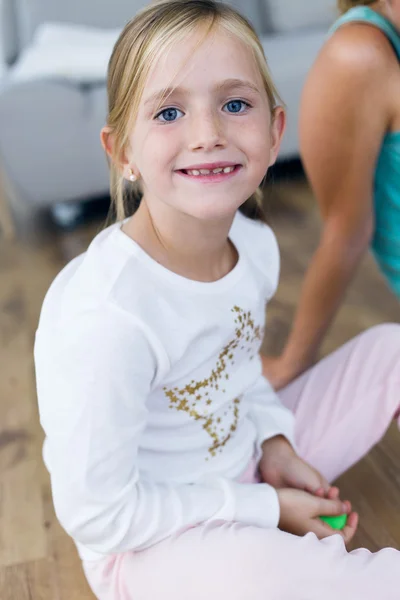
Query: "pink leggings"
84 325 400 599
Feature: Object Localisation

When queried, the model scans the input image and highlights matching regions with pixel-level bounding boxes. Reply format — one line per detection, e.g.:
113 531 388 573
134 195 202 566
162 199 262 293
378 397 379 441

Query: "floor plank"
0 559 57 600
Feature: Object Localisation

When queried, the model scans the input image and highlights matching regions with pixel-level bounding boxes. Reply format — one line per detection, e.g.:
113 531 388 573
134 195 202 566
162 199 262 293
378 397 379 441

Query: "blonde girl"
35 2 400 598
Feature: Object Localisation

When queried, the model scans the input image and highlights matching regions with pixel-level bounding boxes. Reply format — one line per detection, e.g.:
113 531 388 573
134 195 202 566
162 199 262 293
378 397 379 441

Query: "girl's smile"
174 162 243 183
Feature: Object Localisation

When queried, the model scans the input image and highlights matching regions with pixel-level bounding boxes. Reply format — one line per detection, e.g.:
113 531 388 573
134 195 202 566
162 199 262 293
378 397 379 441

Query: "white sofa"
0 0 337 226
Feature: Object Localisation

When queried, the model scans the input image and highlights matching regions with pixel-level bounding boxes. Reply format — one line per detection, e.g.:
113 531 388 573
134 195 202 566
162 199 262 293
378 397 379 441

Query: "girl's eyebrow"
144 78 261 107
215 78 261 95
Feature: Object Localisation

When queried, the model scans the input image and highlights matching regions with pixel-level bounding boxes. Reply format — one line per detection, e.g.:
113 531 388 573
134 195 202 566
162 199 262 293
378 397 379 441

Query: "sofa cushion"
260 29 327 156
1 0 19 64
14 0 147 50
264 0 337 34
224 0 266 34
10 23 121 83
14 1 266 52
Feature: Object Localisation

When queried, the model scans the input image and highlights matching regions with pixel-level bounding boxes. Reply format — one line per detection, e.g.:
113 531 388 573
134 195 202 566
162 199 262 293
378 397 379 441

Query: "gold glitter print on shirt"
163 306 263 458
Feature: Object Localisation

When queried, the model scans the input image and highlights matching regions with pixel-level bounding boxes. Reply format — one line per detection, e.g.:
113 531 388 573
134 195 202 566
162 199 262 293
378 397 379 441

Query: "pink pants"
83 325 400 599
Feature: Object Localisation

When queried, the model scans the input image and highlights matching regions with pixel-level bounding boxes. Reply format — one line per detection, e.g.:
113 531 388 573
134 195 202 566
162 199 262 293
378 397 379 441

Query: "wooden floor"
0 177 399 599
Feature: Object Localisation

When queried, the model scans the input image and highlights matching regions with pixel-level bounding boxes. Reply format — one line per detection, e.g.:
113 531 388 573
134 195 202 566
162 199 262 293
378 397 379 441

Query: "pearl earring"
129 169 137 182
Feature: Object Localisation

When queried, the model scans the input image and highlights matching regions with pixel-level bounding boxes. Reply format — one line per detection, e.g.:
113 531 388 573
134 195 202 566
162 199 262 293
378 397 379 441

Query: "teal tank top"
330 7 400 299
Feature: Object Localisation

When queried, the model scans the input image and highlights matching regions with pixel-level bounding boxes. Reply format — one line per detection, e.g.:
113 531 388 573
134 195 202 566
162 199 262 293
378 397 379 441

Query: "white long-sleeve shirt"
34 211 295 561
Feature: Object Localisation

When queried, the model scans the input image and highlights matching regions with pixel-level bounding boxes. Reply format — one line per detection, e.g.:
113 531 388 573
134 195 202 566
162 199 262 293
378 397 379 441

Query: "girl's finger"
315 496 346 517
320 477 331 493
324 488 352 514
327 486 340 500
340 512 359 545
310 518 340 540
342 499 352 514
306 480 331 496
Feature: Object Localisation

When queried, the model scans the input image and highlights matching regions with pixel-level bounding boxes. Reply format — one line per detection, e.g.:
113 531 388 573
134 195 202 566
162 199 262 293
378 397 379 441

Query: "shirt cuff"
209 477 280 529
232 480 280 528
255 413 298 459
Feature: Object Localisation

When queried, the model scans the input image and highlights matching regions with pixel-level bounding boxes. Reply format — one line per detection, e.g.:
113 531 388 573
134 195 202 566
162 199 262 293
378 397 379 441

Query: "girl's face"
123 28 285 222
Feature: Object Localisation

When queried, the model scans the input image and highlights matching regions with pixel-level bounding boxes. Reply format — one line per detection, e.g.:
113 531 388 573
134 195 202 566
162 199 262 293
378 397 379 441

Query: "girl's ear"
100 126 136 181
268 106 286 167
100 126 116 159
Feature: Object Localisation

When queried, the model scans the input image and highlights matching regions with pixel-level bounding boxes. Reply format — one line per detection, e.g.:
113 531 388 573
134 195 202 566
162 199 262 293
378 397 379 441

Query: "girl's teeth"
186 166 236 176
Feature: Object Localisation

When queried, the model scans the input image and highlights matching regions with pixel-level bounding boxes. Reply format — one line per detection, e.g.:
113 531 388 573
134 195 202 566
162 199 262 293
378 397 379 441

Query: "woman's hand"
261 355 302 391
277 487 358 543
260 435 330 495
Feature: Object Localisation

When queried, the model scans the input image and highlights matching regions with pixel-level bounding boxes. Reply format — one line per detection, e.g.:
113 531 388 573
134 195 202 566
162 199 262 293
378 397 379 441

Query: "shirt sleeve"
247 372 297 455
35 306 281 556
243 220 295 450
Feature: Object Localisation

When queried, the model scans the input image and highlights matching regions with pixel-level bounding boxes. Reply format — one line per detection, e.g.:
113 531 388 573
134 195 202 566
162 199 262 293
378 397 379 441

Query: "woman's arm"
263 25 393 389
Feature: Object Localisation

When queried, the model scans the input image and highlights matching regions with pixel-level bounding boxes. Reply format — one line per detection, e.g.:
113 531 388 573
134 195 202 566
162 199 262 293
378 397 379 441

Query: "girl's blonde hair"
338 0 376 13
106 0 282 223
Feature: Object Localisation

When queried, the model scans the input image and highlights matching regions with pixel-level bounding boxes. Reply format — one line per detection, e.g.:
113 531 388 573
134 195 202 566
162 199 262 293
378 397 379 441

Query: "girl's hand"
261 354 302 391
260 435 331 496
277 488 358 544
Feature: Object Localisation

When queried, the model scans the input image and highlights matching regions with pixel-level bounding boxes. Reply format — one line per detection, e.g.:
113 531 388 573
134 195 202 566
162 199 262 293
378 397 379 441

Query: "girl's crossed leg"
84 325 400 600
280 323 400 482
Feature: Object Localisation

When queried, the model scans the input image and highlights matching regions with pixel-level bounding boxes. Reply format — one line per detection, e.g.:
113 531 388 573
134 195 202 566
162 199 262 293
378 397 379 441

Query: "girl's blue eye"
156 107 184 122
224 100 249 114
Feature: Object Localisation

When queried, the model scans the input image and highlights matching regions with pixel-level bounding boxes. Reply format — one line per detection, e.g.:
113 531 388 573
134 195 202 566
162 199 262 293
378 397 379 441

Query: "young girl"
262 0 400 390
34 1 400 598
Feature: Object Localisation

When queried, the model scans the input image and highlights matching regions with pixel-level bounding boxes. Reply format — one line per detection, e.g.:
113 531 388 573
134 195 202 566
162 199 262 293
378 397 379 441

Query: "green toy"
320 514 347 530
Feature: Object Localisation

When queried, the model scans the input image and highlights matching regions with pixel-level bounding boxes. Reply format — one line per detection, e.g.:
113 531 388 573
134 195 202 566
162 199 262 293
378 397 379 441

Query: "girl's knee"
360 323 400 349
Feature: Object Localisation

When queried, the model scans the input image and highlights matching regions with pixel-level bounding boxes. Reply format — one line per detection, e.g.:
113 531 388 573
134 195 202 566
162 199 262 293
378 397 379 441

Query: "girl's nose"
188 112 227 152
